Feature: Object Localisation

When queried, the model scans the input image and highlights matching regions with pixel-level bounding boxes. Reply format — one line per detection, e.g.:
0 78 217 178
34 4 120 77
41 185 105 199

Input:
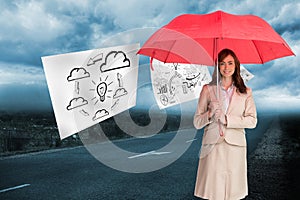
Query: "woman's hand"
214 109 227 125
208 100 220 118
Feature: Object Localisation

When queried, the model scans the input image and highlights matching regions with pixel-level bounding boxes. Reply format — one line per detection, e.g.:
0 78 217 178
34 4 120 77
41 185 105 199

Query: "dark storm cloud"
0 1 119 67
0 0 299 112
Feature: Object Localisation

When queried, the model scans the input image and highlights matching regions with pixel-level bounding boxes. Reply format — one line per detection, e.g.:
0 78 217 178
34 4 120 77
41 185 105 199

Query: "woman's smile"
219 55 235 78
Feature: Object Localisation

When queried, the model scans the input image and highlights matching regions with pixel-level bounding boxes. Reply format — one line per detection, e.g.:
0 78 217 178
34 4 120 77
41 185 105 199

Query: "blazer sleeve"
193 85 212 129
226 88 257 129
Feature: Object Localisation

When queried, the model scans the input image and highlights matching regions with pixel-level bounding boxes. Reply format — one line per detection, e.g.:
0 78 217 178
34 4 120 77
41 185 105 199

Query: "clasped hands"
208 101 227 125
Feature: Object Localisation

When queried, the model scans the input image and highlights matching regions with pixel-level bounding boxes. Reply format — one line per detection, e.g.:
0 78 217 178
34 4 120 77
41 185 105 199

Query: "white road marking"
128 151 156 159
0 184 30 193
151 151 171 155
186 138 197 143
128 151 171 159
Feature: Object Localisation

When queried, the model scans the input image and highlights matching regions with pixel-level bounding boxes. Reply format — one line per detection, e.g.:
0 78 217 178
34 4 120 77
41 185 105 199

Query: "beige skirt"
194 140 247 200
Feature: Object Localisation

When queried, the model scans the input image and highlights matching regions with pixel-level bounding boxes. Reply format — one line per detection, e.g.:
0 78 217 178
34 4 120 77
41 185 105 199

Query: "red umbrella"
138 10 295 67
138 10 295 137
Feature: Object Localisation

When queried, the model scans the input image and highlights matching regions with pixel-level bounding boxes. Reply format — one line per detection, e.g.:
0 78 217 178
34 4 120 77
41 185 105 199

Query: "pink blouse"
221 83 234 113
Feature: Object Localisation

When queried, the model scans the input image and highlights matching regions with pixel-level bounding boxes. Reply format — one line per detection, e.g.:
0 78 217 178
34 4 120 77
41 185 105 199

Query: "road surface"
0 114 273 199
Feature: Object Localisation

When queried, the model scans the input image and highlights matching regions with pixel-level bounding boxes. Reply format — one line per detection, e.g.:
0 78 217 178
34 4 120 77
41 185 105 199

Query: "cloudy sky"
0 0 299 113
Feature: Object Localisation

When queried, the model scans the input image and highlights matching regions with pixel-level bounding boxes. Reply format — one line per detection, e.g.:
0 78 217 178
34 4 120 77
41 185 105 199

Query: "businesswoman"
193 49 257 200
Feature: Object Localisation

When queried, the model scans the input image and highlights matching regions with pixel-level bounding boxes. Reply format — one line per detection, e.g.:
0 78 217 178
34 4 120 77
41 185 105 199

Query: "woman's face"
219 54 235 78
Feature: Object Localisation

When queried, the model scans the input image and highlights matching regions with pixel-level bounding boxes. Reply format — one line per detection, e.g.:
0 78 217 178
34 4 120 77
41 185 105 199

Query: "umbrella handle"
214 37 220 100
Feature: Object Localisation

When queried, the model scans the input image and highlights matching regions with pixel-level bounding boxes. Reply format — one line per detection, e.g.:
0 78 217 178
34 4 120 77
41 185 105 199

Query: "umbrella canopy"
138 10 295 66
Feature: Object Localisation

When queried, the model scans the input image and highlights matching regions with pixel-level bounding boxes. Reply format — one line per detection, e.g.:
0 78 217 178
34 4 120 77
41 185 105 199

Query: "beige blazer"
194 84 257 146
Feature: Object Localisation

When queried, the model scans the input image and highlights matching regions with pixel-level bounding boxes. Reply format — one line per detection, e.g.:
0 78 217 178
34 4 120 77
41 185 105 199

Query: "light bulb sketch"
97 82 107 102
90 75 113 105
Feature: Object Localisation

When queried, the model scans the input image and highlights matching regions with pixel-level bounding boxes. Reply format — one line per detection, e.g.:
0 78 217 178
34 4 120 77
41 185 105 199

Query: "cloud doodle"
100 51 130 72
67 68 90 81
113 88 128 99
93 109 109 121
67 97 88 110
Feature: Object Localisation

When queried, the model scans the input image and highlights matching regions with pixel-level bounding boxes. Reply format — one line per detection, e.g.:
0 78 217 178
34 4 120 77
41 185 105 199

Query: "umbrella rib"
164 40 177 63
251 40 264 64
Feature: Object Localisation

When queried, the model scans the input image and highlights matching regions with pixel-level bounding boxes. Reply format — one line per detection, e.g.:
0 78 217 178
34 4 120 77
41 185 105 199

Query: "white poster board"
240 65 254 82
42 43 140 139
151 58 212 109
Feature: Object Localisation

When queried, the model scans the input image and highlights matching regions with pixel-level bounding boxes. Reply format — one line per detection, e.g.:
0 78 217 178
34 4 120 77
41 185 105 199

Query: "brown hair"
218 49 247 94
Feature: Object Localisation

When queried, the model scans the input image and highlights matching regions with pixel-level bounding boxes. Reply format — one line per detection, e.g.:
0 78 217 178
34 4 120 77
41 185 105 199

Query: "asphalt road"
0 114 273 200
